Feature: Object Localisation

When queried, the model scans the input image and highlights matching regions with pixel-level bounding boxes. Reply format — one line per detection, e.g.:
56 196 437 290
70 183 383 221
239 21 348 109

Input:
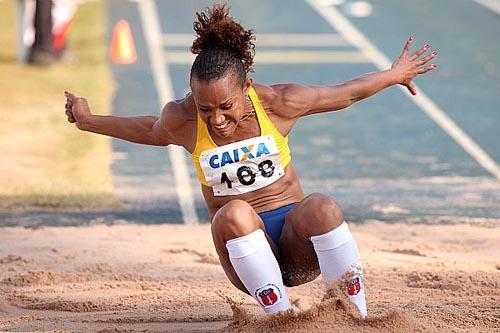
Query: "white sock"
226 229 291 313
310 222 367 317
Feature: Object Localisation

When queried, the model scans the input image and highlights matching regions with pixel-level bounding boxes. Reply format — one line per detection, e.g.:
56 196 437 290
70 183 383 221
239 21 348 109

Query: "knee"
211 200 260 241
294 193 344 236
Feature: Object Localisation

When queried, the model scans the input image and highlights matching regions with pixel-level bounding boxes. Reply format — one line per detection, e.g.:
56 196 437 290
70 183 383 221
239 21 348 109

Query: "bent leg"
211 200 263 293
280 193 367 317
211 200 291 313
279 193 344 286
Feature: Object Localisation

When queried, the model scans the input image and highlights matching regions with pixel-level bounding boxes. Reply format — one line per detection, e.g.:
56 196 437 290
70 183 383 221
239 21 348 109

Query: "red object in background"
53 17 73 57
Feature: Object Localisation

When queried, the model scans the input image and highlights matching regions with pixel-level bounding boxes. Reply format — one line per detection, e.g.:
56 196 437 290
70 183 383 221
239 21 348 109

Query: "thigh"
279 193 344 286
279 208 321 287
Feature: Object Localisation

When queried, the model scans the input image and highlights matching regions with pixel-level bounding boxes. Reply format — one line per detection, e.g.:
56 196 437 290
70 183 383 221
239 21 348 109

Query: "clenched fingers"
65 109 75 123
65 100 73 122
66 114 76 123
64 90 77 102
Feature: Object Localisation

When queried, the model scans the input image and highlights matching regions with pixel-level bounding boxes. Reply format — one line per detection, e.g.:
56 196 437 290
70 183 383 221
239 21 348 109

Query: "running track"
2 0 498 226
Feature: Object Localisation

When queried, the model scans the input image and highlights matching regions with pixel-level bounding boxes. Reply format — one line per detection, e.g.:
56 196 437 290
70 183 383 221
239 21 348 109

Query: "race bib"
199 135 285 196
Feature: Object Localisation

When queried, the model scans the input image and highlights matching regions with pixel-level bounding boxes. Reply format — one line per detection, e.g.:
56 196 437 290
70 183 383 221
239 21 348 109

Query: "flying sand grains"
215 291 256 328
218 276 421 333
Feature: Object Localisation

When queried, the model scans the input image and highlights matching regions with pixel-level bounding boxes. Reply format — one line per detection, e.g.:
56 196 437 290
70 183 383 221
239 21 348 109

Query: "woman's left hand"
391 36 438 95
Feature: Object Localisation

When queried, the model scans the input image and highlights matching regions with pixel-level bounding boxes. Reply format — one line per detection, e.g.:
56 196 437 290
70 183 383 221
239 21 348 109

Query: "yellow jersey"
190 86 291 187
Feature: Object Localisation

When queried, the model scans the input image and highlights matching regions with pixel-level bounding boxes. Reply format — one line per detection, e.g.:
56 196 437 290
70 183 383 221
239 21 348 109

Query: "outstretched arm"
275 37 437 118
64 91 178 146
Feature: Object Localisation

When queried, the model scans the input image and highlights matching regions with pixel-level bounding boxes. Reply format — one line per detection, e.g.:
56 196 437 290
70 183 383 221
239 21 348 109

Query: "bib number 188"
221 159 275 189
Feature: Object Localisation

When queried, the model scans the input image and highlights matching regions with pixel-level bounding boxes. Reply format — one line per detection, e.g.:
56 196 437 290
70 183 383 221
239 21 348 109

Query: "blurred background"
1 0 499 227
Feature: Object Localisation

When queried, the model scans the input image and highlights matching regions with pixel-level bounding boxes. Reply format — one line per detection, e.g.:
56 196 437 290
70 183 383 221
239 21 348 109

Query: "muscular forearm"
343 68 399 103
305 68 400 115
82 114 161 145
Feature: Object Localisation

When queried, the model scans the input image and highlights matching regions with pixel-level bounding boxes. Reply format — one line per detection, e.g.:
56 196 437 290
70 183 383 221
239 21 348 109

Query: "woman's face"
191 72 252 139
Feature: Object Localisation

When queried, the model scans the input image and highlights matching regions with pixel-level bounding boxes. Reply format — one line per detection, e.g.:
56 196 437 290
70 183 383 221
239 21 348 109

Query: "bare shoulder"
252 83 279 102
253 83 316 119
160 94 196 126
158 93 197 149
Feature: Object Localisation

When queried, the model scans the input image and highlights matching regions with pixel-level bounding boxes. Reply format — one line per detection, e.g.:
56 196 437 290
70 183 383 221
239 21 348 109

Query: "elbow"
151 132 169 146
152 138 170 147
151 131 172 147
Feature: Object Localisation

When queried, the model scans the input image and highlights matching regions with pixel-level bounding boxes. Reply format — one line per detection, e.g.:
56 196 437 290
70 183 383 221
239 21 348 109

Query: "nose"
212 109 225 125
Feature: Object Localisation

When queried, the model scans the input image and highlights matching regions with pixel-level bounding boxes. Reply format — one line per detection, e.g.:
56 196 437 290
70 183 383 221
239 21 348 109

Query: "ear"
244 78 253 94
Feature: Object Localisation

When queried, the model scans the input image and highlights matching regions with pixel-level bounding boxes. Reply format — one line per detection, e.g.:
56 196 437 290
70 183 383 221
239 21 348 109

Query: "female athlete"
64 4 437 317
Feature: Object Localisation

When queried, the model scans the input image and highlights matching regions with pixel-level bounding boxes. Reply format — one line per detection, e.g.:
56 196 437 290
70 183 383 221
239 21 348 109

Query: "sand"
0 221 499 332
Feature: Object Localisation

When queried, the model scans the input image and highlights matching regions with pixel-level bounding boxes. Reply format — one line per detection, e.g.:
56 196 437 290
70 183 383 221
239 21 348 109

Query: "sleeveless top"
190 86 291 196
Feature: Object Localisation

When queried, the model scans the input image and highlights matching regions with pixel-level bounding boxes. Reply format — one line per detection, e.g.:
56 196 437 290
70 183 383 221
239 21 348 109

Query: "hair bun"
191 4 255 71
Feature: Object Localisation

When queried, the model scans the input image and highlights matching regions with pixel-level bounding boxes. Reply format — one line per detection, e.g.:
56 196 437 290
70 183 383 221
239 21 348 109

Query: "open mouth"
212 121 233 132
214 121 230 129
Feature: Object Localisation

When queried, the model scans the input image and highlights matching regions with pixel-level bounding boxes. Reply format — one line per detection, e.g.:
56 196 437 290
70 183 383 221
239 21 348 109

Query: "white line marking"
163 33 349 47
307 0 500 181
111 151 129 161
165 50 370 64
138 0 199 224
472 0 500 15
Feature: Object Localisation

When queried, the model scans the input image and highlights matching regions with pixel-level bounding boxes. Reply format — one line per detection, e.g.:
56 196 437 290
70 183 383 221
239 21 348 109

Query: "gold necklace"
239 95 255 122
240 110 254 122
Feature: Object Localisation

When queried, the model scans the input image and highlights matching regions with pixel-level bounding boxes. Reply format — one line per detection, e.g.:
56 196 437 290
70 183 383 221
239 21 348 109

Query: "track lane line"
138 0 199 224
472 0 500 15
163 33 350 47
307 0 500 181
164 50 370 64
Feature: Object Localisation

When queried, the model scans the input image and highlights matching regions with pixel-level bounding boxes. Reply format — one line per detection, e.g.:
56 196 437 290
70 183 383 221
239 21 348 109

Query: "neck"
240 95 255 122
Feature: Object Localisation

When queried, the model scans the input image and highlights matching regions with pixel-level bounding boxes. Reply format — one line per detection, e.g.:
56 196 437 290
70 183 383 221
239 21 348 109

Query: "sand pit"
0 221 499 332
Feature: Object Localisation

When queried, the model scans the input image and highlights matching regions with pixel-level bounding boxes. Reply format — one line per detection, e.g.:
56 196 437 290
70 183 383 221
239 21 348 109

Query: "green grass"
0 0 121 209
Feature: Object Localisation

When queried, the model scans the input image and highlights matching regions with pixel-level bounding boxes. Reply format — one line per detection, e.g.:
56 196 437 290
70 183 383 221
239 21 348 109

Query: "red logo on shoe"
256 284 281 307
347 276 362 296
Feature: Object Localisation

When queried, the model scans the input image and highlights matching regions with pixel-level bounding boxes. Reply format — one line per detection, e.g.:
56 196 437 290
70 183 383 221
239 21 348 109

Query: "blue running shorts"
258 203 298 247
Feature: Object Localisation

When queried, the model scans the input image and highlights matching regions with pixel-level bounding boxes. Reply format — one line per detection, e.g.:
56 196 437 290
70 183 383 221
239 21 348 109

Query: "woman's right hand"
64 91 92 130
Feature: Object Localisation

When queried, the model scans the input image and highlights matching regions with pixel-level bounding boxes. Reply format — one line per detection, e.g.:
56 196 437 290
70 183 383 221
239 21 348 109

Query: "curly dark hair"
190 3 255 86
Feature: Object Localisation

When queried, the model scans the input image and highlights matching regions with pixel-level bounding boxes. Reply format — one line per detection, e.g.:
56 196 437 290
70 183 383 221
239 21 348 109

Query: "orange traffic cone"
109 20 137 64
